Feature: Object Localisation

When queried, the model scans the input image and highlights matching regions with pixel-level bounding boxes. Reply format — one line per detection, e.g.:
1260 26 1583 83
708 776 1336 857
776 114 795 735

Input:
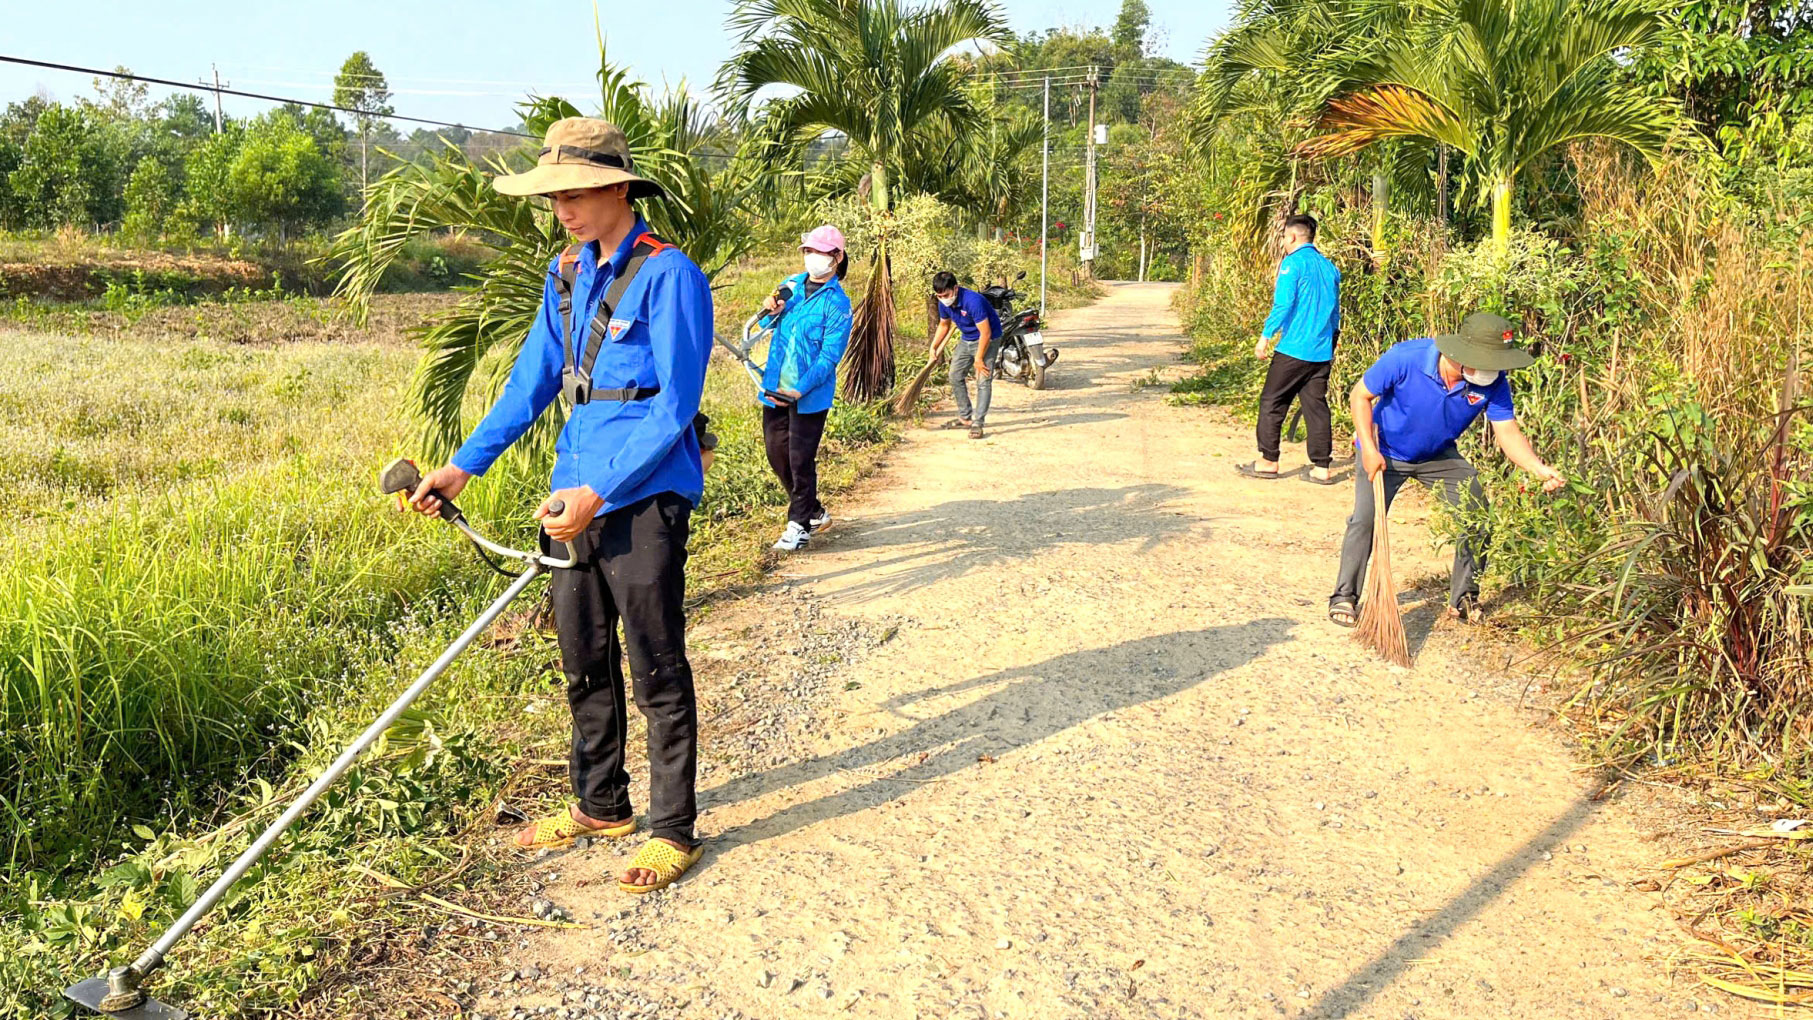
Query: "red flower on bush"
1213 212 1224 221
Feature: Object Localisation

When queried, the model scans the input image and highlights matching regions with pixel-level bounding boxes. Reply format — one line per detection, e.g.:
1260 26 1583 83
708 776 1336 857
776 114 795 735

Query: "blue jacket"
452 218 715 513
1261 243 1341 363
759 272 852 414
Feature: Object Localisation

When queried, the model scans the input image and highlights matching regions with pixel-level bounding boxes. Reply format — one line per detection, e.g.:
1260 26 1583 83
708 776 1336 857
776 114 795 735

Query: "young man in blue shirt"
1329 312 1567 627
931 270 1003 440
407 118 712 894
1242 214 1342 483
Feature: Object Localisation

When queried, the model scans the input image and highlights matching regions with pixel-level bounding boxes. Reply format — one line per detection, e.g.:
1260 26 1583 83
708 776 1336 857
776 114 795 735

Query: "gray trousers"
950 339 992 425
1331 453 1488 610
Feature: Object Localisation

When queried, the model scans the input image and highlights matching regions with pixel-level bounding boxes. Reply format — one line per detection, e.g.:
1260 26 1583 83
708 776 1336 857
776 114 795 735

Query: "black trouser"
543 492 697 846
762 404 828 527
1330 453 1489 611
1256 352 1333 468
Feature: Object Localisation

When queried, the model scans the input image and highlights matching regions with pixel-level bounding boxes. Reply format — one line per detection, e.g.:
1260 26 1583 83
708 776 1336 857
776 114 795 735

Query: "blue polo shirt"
452 217 714 513
938 287 1001 343
1261 243 1341 363
1360 337 1516 463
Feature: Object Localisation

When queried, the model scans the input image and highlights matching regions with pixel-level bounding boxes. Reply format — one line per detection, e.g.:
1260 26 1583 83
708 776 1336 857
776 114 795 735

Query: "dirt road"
488 283 1718 1019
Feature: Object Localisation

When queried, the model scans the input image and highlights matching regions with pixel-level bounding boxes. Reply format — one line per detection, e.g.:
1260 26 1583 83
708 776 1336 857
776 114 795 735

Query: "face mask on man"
937 293 957 307
1462 367 1500 387
803 252 837 278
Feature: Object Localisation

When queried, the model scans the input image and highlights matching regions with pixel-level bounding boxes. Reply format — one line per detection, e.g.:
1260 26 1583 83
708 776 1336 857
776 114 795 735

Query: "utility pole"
209 64 225 133
209 63 230 241
1040 75 1049 318
1082 66 1099 280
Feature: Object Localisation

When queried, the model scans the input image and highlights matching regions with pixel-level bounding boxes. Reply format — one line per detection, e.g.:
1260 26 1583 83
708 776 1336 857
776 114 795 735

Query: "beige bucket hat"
493 117 664 200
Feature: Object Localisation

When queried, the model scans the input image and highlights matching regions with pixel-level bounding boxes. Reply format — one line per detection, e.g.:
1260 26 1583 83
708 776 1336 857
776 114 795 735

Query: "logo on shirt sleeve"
608 318 632 340
1465 392 1484 406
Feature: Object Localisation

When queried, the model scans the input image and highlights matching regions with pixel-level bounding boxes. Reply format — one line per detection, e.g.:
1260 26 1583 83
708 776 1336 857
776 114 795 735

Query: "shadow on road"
701 620 1294 848
803 483 1198 602
1305 793 1602 1018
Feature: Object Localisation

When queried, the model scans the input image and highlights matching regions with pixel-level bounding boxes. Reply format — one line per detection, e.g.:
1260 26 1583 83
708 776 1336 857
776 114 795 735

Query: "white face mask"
1462 367 1500 387
803 252 836 278
938 293 957 307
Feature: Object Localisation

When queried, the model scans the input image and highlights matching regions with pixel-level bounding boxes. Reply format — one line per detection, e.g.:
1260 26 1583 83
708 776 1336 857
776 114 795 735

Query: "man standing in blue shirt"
931 270 1003 440
1329 312 1568 627
1241 214 1342 484
407 118 712 895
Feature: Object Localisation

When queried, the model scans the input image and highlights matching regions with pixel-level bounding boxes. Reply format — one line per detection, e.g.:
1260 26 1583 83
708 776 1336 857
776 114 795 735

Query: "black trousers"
1256 352 1333 468
543 492 697 846
762 404 829 527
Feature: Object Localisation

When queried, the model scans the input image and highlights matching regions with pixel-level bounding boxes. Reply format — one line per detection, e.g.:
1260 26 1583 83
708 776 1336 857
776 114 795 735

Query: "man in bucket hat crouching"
407 118 712 894
1327 312 1567 628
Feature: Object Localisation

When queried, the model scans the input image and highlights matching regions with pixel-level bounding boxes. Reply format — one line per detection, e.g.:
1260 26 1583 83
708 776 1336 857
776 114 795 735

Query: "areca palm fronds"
720 0 1010 403
329 49 758 461
1300 0 1680 254
945 104 1044 230
1190 0 1419 235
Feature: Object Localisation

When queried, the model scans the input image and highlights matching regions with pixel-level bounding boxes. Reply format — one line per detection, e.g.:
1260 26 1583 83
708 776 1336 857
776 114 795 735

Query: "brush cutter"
715 285 797 406
64 459 574 1019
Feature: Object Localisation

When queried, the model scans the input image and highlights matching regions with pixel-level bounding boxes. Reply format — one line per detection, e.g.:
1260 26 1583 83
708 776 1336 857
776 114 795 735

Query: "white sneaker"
807 508 832 533
772 521 810 552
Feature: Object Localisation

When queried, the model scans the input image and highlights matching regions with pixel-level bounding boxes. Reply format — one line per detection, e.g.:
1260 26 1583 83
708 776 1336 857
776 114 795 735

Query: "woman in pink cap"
755 224 853 551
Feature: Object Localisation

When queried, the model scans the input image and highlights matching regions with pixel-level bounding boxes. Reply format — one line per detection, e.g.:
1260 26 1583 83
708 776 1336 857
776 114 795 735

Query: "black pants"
543 493 697 846
1256 352 1333 468
762 404 828 527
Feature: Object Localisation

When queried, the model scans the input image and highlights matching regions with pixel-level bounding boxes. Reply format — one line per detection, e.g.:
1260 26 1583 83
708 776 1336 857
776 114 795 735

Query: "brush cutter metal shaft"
104 561 546 1000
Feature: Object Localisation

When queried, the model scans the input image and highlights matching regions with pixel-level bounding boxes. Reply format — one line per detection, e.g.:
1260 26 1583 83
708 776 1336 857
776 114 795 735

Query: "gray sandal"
1329 600 1357 627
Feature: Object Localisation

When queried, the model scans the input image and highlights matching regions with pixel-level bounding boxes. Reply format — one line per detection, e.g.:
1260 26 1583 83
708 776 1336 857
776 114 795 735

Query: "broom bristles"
1353 471 1413 668
892 353 939 416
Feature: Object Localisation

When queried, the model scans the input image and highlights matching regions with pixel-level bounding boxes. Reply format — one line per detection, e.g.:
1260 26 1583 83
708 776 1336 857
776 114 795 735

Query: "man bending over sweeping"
1328 312 1566 628
409 118 713 895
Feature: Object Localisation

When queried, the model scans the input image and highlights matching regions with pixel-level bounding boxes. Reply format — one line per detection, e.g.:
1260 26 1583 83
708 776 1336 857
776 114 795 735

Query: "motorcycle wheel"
1029 355 1047 390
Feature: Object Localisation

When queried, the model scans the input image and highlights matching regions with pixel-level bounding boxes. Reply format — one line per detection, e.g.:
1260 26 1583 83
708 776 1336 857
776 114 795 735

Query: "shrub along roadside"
1171 145 1813 775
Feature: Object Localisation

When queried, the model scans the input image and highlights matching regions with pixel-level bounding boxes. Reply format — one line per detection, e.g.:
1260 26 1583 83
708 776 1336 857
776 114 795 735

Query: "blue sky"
0 0 1229 131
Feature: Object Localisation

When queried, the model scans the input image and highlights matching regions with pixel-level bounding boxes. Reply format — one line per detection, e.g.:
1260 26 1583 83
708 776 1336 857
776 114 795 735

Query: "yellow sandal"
514 809 635 852
618 840 704 894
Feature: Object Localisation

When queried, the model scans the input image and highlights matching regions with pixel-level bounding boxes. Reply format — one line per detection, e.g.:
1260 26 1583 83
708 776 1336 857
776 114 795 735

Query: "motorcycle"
980 271 1058 390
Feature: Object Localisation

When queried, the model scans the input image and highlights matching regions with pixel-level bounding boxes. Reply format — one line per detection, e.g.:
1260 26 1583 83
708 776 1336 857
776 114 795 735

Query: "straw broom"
892 336 946 416
1353 471 1413 667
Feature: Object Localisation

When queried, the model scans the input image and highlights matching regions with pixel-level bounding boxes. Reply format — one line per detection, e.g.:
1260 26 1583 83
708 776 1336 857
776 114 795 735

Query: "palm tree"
721 0 1010 402
1300 0 1679 256
1192 0 1418 241
329 50 758 461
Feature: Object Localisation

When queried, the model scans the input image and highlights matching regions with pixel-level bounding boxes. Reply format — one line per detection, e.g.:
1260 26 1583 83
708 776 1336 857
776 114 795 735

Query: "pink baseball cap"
800 224 846 252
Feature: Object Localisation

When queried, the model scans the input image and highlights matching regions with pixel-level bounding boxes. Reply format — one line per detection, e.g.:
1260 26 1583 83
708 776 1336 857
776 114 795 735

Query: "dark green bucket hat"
1435 312 1535 372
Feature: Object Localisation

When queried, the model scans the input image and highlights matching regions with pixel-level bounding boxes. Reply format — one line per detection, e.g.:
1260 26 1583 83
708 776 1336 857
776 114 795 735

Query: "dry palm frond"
844 247 896 402
1354 471 1413 667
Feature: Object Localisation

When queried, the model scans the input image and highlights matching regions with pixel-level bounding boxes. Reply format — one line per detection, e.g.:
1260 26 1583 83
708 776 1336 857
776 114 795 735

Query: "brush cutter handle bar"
129 563 549 982
448 516 576 570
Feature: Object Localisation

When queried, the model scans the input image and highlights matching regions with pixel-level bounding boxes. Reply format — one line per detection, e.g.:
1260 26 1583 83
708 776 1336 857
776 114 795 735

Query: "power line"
0 53 754 166
0 54 536 137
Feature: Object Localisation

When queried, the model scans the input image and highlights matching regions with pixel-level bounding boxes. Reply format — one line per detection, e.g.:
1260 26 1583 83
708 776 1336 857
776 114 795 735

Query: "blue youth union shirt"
939 286 1002 342
451 217 715 514
1261 243 1341 363
1359 337 1516 463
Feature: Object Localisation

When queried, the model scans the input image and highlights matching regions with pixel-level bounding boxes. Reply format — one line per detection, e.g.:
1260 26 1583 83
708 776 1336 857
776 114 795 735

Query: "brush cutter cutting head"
65 973 187 1019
